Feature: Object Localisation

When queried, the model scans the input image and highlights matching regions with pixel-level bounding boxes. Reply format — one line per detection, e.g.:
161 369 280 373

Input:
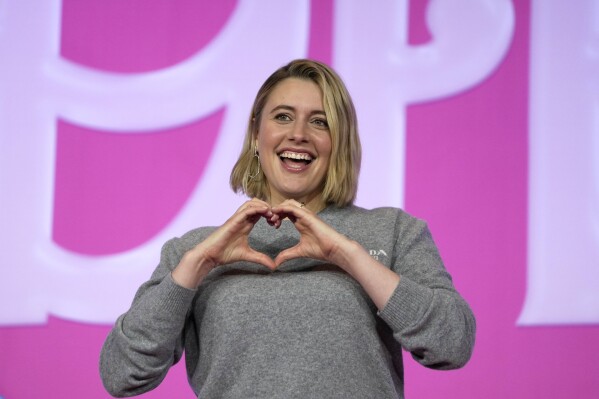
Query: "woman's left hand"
271 200 355 269
272 200 401 310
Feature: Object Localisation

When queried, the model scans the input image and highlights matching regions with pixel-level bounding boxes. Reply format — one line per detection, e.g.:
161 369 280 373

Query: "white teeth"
279 151 313 161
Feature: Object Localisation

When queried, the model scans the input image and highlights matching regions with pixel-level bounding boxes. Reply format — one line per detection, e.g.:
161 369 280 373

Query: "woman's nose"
288 120 309 142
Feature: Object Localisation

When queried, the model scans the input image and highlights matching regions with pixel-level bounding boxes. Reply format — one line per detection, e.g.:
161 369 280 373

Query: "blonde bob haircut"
230 59 361 207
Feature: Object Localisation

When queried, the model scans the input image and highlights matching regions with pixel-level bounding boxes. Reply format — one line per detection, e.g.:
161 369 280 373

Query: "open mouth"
279 150 313 167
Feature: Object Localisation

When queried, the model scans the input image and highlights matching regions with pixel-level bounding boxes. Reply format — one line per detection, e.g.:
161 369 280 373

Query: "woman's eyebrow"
269 104 326 116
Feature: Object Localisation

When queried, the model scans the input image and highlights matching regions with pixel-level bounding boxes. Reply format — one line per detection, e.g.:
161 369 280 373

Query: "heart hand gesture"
172 198 280 288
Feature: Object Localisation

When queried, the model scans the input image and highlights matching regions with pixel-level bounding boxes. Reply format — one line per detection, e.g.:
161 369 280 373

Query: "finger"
238 203 270 216
271 203 304 220
274 246 302 267
245 250 277 270
265 212 281 228
278 199 307 210
236 198 271 213
235 204 273 225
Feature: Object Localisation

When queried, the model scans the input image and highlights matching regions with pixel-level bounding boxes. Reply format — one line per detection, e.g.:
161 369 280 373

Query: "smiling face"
255 78 332 209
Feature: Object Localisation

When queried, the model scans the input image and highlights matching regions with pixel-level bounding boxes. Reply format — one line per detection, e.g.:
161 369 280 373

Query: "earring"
248 147 261 180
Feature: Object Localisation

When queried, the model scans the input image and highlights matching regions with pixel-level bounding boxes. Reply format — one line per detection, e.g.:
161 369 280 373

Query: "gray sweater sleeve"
377 212 476 370
99 237 198 397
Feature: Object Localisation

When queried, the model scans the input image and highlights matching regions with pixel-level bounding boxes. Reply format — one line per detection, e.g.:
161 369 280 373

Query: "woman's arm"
377 215 476 369
272 201 476 370
100 198 280 396
99 238 197 397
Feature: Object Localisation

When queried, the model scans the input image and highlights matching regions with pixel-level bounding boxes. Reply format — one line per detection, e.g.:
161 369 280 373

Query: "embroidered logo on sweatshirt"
369 249 388 261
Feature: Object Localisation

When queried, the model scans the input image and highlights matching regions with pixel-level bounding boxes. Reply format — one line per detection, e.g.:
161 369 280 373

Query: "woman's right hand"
171 198 278 289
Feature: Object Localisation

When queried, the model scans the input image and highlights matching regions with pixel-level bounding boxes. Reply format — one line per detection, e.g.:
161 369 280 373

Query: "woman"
100 59 475 398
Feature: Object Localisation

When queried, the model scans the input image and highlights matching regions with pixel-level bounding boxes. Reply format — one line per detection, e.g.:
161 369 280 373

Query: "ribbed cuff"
378 276 433 332
154 273 197 315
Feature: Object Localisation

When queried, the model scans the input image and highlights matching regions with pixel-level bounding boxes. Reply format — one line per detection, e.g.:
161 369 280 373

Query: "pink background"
1 0 599 398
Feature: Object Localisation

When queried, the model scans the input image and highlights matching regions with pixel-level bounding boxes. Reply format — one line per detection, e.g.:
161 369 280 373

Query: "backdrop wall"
1 0 598 398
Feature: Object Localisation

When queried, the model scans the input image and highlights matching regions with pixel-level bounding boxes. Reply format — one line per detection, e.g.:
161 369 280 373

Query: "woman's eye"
312 118 329 128
274 113 292 121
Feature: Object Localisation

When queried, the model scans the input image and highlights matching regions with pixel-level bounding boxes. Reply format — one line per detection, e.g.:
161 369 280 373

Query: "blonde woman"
100 59 475 399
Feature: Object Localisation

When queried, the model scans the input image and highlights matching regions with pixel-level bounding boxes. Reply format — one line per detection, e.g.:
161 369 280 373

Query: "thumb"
245 249 277 270
274 246 301 267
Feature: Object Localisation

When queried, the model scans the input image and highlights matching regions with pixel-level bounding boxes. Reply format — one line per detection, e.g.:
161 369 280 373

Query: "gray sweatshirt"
100 205 476 398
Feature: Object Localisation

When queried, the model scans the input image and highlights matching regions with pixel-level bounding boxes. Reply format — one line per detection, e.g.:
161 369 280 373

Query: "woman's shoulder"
324 204 419 223
163 225 218 254
324 204 430 238
182 225 218 242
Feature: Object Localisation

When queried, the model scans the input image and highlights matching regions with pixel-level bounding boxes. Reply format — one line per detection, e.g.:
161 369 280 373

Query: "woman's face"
256 78 332 207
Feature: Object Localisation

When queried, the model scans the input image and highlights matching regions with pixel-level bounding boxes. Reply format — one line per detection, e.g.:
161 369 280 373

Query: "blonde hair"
230 59 361 207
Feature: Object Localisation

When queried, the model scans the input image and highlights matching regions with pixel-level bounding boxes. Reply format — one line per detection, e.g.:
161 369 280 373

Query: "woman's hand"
272 200 401 310
172 198 279 288
271 200 356 269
